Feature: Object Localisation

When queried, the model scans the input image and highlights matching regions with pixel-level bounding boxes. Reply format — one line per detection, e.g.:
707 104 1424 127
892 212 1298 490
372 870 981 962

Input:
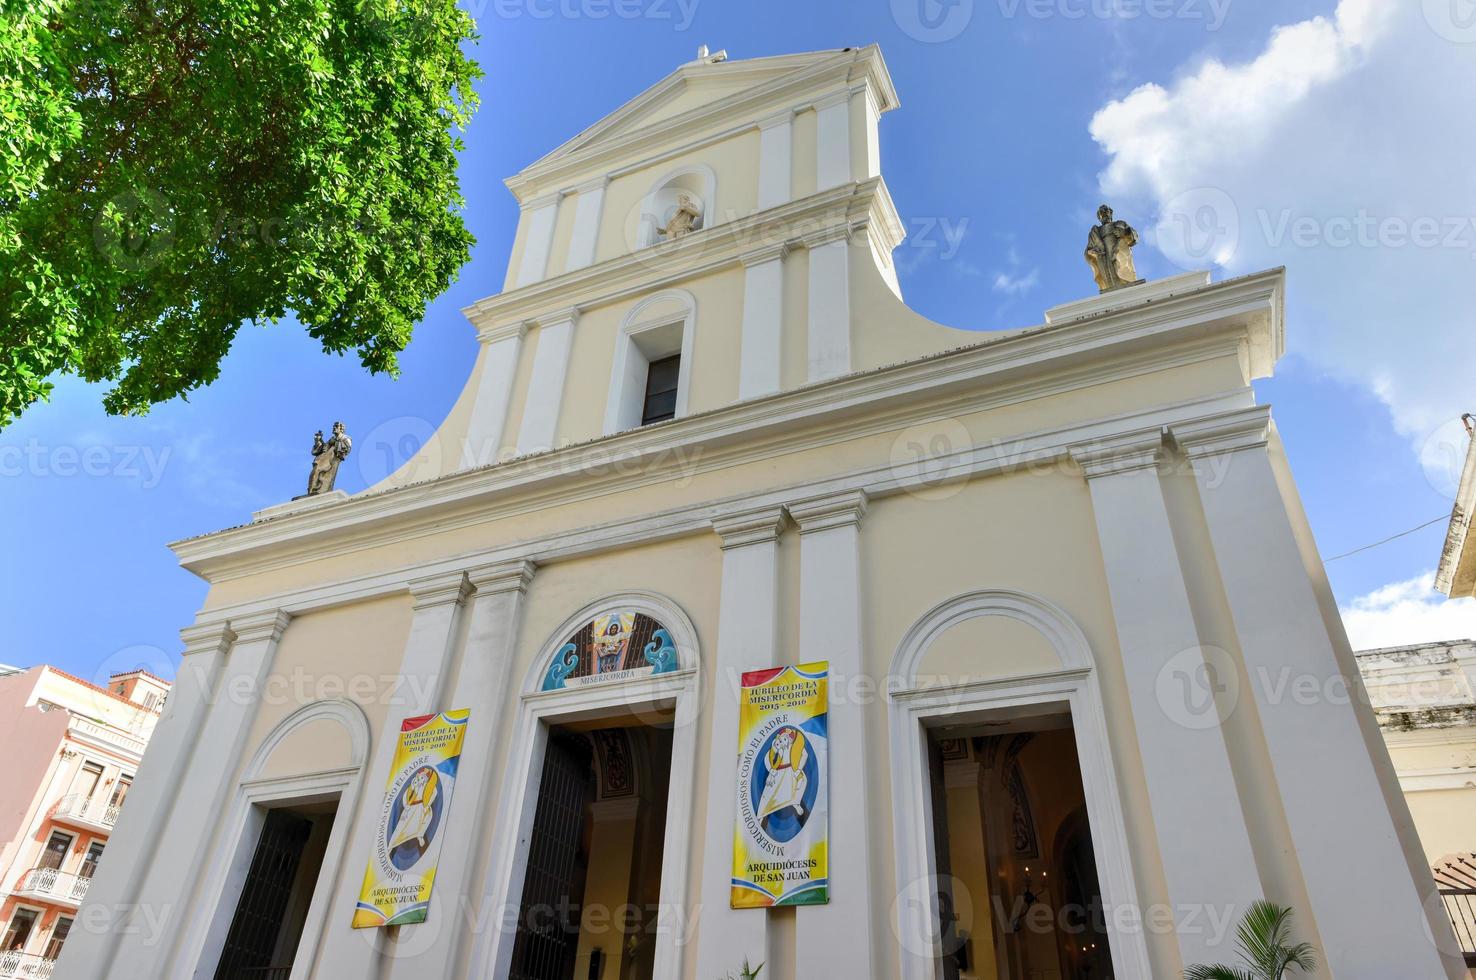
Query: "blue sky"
5 0 1474 683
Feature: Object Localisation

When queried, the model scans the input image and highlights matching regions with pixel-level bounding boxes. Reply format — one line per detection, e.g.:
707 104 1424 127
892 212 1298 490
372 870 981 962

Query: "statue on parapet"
1085 204 1146 293
305 421 352 496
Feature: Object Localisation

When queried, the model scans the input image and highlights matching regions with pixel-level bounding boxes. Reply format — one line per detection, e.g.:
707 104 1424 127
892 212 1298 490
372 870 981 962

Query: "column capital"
757 108 796 131
573 175 610 194
712 506 788 550
226 609 291 646
467 560 536 596
740 242 789 267
408 570 473 611
798 224 852 249
812 88 851 112
521 192 560 212
1169 406 1270 460
179 621 237 658
534 307 581 330
788 489 868 533
478 319 530 345
1068 429 1166 480
943 759 982 790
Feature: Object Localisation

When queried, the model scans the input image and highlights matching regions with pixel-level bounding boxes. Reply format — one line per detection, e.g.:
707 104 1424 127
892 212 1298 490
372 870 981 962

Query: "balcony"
66 716 147 757
0 952 56 980
12 867 90 908
50 793 118 833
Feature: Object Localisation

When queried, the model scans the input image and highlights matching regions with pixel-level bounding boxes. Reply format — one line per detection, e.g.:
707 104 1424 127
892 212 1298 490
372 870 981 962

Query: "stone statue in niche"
659 194 701 240
1085 203 1146 293
304 421 352 496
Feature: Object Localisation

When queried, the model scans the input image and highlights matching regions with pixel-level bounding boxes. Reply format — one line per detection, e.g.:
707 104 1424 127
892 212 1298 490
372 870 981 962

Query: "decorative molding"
788 489 868 533
739 242 789 266
520 590 701 697
1068 428 1167 479
890 590 1094 693
712 506 788 549
466 560 535 596
480 320 530 345
226 610 291 647
179 622 236 658
468 177 898 337
173 387 1257 603
573 175 611 194
407 570 472 611
1169 404 1272 459
757 109 795 130
534 307 581 330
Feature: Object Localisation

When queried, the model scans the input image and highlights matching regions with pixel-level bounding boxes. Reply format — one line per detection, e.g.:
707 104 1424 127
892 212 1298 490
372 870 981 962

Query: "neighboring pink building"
0 665 169 979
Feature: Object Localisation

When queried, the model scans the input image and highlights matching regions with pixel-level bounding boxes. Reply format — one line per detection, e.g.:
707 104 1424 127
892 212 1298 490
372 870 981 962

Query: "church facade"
63 47 1463 980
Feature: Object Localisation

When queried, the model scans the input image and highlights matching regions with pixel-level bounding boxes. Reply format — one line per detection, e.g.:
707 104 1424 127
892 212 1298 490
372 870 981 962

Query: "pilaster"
1070 429 1262 969
803 226 852 382
462 321 528 469
64 621 238 980
515 308 580 454
318 572 472 975
514 193 560 287
137 610 292 979
738 246 788 399
1171 409 1465 978
788 490 875 978
757 111 794 211
694 506 787 978
388 561 535 978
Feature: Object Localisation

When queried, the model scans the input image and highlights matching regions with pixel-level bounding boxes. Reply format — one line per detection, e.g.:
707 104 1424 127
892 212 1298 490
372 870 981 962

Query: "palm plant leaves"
1184 901 1317 980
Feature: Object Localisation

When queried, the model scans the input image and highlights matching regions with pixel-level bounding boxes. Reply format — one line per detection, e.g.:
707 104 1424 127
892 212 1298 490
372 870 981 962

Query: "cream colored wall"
230 594 413 790
551 265 744 446
202 350 1248 612
598 132 760 264
1404 786 1476 862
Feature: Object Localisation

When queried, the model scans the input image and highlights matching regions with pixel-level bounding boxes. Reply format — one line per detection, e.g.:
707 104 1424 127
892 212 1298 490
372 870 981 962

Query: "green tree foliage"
0 0 481 427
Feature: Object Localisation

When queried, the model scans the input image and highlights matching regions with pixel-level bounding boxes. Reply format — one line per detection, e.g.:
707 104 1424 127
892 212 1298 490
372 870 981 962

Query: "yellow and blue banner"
731 662 829 908
352 708 469 928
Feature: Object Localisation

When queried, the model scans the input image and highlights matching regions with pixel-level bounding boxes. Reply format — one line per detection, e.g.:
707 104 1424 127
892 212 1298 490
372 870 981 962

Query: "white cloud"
1340 571 1476 650
1088 2 1476 451
993 268 1040 296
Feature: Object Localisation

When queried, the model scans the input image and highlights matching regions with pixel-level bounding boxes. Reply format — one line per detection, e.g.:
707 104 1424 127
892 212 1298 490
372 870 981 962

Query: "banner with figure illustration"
352 709 468 928
731 662 829 908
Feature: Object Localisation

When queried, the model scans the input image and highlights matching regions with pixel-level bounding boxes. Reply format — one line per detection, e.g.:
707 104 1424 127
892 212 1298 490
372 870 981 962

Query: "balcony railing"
16 866 90 906
0 951 56 979
68 716 147 756
51 793 119 831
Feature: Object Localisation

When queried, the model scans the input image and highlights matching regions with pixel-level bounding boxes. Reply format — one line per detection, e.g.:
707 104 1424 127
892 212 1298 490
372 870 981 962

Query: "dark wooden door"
508 732 594 980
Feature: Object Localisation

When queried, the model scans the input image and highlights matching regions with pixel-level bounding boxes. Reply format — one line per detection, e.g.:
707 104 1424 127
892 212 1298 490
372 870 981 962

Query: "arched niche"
636 164 717 249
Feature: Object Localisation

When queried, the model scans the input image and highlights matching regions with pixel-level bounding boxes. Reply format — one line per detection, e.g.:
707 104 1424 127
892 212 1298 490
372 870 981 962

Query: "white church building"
61 46 1463 980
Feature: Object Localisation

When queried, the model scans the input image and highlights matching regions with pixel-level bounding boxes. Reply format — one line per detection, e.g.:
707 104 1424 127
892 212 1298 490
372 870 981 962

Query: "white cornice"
171 388 1254 629
466 178 901 339
172 270 1280 584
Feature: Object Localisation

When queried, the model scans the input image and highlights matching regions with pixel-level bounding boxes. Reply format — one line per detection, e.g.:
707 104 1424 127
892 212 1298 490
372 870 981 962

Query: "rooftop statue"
1085 204 1146 293
305 421 352 497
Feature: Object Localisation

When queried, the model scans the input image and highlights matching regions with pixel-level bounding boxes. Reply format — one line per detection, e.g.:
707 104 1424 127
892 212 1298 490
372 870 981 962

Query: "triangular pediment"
523 49 856 172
